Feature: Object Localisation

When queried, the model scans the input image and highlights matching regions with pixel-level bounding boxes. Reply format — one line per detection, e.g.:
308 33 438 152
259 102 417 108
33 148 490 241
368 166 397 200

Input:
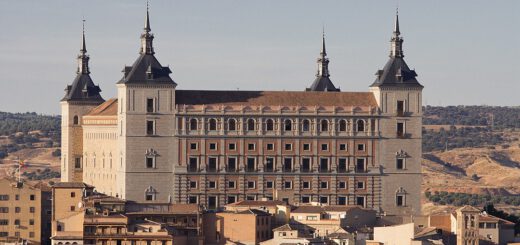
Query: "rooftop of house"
291 205 366 214
226 200 288 207
52 182 95 189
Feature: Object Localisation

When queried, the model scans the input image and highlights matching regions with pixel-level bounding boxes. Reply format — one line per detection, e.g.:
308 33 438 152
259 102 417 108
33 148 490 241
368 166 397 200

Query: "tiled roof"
86 98 118 116
226 200 287 207
176 90 377 107
291 205 362 213
273 224 296 231
52 182 94 188
480 214 515 225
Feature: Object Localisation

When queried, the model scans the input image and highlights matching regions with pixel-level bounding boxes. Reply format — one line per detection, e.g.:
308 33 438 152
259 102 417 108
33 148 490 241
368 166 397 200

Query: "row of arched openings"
189 118 366 132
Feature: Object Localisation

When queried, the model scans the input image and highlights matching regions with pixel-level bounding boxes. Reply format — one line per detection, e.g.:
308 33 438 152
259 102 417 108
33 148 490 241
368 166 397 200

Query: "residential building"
204 209 273 245
224 200 291 225
259 224 326 245
289 205 376 237
0 178 52 245
60 7 423 216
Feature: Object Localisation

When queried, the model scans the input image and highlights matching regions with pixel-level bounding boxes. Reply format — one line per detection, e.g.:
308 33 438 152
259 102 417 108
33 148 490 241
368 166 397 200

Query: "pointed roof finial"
81 19 87 54
321 26 327 57
394 7 400 36
144 0 151 33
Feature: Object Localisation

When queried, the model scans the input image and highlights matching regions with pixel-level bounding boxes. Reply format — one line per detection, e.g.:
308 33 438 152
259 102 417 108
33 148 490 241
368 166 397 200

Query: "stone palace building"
60 9 423 216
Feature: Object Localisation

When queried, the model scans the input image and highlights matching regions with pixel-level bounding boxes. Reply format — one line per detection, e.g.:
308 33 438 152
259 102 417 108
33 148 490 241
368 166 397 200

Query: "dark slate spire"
78 20 89 74
117 3 175 85
306 30 340 92
62 21 104 102
141 3 154 55
371 11 422 88
390 9 404 58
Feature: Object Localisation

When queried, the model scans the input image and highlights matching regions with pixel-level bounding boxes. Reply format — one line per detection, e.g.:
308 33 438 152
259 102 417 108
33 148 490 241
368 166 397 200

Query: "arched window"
73 115 79 125
189 119 198 131
228 119 236 131
339 120 347 132
320 120 329 132
208 118 217 131
265 119 274 131
247 119 255 131
284 119 292 131
357 120 365 132
302 119 310 132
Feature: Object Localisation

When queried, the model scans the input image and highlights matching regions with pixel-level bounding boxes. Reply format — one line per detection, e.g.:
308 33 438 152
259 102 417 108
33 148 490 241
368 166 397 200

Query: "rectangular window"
190 143 198 150
284 143 292 151
188 157 198 172
319 196 328 204
356 196 366 207
30 195 35 201
303 143 310 151
228 143 236 150
146 156 155 168
209 143 217 150
356 158 366 172
301 158 311 173
227 158 237 172
69 206 75 211
246 195 256 201
302 181 310 189
397 100 404 116
15 195 19 201
189 181 197 189
284 181 292 189
356 181 365 189
397 122 405 137
15 207 20 213
320 181 328 189
265 157 274 172
146 120 155 135
227 195 237 204
71 192 75 198
283 158 292 172
319 158 329 172
338 196 347 205
396 194 405 206
396 158 405 169
266 143 274 151
207 157 218 172
188 196 198 204
307 216 318 221
338 181 347 189
0 195 9 201
247 181 256 189
29 219 34 225
266 181 274 189
228 181 236 189
0 207 8 213
301 196 310 203
208 181 217 189
0 220 7 225
246 158 256 172
14 219 20 225
357 144 365 151
248 143 255 151
208 196 217 210
30 207 35 213
146 98 155 113
74 157 81 169
338 158 347 173
321 144 328 151
339 144 347 151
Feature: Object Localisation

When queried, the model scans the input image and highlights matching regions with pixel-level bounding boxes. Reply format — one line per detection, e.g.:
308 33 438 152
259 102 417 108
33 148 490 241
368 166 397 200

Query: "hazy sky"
0 1 519 114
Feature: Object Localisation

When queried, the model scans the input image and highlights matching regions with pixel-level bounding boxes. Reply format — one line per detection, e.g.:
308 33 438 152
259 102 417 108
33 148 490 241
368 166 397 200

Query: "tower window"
146 98 155 113
228 119 236 131
284 119 292 131
265 119 274 131
396 194 405 206
74 157 81 169
320 120 329 132
397 122 405 138
357 120 365 132
396 158 405 169
397 100 404 116
73 115 79 125
145 156 155 168
146 120 155 135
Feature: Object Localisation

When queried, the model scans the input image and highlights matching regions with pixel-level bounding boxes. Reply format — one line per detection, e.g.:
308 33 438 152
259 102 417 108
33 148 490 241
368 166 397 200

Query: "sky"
0 1 519 114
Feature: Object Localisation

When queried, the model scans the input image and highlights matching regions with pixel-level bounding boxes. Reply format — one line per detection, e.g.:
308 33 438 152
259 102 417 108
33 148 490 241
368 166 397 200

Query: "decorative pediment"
396 187 407 194
145 186 156 193
145 148 158 156
396 150 409 158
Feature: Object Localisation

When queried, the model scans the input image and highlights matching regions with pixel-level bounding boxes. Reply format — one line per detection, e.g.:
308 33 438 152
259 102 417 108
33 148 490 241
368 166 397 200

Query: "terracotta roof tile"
86 98 118 116
53 182 94 188
176 90 377 107
226 200 287 207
